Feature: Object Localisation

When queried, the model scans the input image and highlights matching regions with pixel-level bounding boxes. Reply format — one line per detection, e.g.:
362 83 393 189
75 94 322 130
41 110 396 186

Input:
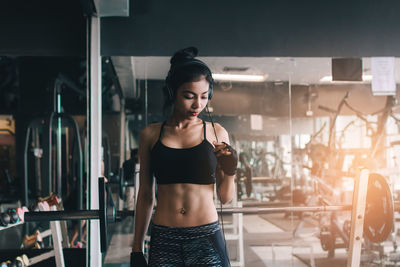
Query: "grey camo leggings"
148 221 230 267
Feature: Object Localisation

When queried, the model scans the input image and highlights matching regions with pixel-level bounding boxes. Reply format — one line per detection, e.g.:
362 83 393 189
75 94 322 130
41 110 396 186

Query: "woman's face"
174 77 210 119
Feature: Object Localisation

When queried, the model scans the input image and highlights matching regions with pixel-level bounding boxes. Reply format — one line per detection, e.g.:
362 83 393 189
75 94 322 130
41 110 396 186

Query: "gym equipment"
24 177 118 252
21 230 44 249
20 172 395 254
0 253 29 267
223 174 394 244
118 167 135 200
23 73 84 240
0 253 36 267
220 204 352 214
7 209 19 224
320 225 335 252
364 173 394 242
15 255 29 267
0 213 10 227
24 113 83 205
312 173 396 258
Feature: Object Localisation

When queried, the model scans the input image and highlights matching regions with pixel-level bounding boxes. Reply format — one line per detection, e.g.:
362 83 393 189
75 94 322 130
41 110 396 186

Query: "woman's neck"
167 113 202 129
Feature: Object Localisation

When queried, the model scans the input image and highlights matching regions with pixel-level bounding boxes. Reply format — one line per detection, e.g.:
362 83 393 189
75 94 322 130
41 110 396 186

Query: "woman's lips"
190 112 199 116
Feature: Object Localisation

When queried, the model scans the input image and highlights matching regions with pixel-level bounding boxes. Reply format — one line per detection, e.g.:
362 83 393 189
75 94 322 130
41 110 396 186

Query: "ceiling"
112 56 400 98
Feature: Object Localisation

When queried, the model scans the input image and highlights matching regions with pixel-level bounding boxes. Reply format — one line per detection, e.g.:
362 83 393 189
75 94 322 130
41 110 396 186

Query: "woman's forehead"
179 78 210 93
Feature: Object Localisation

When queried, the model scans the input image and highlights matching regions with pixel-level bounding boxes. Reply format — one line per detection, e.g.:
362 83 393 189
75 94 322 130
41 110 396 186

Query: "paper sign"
371 57 396 96
250 114 263 130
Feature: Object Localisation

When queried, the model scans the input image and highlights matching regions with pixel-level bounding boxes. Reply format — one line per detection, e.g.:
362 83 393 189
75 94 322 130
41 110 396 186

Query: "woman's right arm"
132 126 156 252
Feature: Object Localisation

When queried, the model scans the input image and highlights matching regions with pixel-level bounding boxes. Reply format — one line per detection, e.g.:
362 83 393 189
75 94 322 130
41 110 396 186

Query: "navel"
179 207 186 214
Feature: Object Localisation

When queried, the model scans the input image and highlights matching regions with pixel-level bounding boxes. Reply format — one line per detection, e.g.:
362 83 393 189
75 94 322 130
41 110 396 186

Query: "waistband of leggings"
151 221 220 239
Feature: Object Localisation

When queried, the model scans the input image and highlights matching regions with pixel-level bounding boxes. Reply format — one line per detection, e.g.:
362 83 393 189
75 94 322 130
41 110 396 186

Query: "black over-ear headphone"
165 59 213 102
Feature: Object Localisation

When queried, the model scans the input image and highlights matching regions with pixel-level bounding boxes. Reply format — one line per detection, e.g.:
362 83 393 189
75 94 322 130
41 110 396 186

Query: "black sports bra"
150 120 217 185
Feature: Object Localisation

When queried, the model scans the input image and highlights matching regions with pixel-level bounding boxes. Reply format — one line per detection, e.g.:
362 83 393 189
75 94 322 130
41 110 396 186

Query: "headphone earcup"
208 84 213 100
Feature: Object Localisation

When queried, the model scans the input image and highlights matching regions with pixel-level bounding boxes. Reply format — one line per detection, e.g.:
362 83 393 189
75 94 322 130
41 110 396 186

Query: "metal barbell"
23 172 394 252
219 205 352 214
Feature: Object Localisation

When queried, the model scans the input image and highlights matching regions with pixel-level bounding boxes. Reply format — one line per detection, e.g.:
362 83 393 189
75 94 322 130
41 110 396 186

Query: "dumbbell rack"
0 205 66 267
0 202 23 231
0 221 25 231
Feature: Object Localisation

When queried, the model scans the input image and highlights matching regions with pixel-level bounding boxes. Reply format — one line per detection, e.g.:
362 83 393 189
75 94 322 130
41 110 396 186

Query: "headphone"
165 59 214 102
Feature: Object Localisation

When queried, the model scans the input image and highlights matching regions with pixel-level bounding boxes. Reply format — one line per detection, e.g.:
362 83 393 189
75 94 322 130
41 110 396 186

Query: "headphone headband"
165 59 214 101
170 59 211 73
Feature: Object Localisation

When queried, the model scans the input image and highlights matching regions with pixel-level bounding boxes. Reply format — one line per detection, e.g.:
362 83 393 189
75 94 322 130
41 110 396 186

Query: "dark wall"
17 57 86 116
102 0 400 57
2 1 400 57
0 1 86 56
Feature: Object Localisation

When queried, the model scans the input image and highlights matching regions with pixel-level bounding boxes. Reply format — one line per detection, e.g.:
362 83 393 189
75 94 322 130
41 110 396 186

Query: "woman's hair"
163 47 213 112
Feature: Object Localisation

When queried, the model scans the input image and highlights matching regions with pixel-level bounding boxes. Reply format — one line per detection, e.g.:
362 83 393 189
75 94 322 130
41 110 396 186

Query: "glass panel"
289 57 400 266
110 56 400 266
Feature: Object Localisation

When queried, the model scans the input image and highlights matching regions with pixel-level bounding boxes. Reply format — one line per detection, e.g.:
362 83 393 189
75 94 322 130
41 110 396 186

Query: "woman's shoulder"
204 121 227 133
204 120 229 142
144 122 163 131
140 122 163 142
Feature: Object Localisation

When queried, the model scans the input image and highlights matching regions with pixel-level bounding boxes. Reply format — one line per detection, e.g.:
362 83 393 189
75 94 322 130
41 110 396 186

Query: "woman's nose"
192 98 201 108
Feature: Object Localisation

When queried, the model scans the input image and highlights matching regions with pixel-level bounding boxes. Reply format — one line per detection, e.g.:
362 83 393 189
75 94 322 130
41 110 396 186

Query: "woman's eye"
184 95 194 99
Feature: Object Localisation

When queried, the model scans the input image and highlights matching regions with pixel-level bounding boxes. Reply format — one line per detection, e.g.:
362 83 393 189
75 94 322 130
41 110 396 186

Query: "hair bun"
170 47 199 65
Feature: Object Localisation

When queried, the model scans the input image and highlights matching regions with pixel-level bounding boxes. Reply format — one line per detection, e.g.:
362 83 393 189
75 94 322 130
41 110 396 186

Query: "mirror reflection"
0 54 399 266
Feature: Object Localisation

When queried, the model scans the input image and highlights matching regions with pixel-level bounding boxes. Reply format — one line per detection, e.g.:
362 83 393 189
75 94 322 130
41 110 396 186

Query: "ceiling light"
213 73 268 82
223 67 249 72
319 75 372 83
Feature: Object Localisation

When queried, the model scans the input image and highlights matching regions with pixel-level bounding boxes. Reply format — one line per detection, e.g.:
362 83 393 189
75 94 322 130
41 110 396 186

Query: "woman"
131 47 237 267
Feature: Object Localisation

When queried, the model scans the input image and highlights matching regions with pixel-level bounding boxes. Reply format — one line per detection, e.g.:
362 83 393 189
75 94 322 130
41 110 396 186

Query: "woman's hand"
130 252 148 267
213 141 238 176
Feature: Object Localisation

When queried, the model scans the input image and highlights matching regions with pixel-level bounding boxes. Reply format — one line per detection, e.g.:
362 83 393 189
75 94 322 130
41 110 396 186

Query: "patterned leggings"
148 221 230 267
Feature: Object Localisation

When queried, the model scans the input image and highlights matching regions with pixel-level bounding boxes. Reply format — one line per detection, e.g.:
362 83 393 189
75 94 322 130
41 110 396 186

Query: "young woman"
131 47 237 267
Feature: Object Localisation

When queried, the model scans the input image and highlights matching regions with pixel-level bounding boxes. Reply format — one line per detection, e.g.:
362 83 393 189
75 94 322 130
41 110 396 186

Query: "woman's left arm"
213 124 237 204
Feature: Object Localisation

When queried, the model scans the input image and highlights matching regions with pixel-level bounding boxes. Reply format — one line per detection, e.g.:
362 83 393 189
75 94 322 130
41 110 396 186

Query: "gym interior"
1 1 400 266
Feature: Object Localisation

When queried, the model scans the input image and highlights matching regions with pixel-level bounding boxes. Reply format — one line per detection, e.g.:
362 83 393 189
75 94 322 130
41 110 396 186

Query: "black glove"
217 142 238 176
130 252 148 267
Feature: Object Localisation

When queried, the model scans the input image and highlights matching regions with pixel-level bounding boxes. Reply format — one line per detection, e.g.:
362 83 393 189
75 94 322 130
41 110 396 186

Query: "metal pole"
62 114 84 241
144 63 148 126
119 100 125 170
34 128 42 197
219 205 352 215
87 15 102 267
23 127 31 207
48 113 55 195
49 205 65 267
56 90 62 198
25 210 100 221
23 126 31 236
347 169 369 267
23 204 353 223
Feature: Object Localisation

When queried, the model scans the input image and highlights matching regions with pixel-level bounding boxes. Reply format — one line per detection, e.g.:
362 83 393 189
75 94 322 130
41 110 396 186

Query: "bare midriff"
152 183 218 227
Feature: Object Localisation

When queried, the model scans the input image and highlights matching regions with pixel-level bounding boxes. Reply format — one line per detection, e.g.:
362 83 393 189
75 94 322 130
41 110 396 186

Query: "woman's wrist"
132 243 143 252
